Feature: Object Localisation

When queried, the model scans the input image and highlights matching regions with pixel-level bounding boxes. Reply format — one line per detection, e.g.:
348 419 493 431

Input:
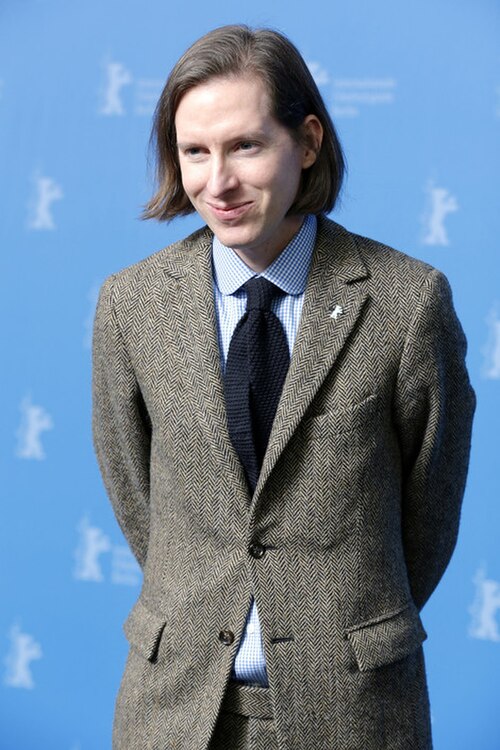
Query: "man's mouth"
207 201 252 221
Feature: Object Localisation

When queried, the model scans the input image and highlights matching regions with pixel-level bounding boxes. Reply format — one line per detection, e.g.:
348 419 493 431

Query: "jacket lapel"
160 228 250 501
254 218 370 498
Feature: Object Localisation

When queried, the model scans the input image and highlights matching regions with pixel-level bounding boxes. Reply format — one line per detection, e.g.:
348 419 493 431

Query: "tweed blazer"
92 216 475 750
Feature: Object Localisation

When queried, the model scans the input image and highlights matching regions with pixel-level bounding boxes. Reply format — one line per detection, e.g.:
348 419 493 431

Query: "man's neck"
227 215 304 273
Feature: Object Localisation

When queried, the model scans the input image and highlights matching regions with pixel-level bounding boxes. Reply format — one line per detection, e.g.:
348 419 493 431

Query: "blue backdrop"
1 1 499 748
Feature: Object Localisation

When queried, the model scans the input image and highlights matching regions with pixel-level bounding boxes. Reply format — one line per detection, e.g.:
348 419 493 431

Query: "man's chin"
210 226 261 253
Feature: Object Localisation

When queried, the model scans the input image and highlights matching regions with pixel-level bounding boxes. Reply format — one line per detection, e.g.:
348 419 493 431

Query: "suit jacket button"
249 543 266 559
219 630 235 646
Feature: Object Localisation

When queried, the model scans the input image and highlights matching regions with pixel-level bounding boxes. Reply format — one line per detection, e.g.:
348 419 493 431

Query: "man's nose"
206 156 238 196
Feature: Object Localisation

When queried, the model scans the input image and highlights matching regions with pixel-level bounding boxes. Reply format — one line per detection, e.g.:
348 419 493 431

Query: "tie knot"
244 277 280 311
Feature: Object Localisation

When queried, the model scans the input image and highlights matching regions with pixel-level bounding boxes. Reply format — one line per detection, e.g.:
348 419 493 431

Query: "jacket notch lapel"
253 220 370 500
163 231 249 501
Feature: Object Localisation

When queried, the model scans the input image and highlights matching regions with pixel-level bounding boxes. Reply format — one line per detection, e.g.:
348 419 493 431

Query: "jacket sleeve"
92 275 152 568
393 268 476 610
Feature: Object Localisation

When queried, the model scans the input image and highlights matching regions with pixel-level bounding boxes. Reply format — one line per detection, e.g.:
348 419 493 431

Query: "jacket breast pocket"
345 603 427 672
123 598 168 663
307 392 381 436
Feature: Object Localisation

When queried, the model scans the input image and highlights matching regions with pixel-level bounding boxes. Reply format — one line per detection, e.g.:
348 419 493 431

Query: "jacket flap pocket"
123 599 166 661
345 604 427 672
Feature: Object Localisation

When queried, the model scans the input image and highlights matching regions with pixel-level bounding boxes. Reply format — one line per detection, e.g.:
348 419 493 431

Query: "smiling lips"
207 201 252 222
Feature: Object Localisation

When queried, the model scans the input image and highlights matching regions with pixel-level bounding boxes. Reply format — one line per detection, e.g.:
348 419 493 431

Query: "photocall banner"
1 1 498 748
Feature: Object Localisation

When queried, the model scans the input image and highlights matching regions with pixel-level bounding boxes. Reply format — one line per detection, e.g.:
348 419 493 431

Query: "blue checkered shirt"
212 214 317 686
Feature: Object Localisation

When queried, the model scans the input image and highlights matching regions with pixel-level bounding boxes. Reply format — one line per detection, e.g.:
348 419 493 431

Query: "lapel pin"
329 304 344 320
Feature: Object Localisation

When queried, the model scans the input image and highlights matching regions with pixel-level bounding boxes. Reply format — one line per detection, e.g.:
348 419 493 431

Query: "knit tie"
224 277 290 492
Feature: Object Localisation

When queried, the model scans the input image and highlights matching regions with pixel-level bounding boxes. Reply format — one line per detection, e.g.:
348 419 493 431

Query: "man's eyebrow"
232 131 268 141
176 141 199 150
176 131 270 149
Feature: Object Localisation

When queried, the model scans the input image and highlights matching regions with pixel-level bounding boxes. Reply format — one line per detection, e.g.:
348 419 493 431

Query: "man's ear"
300 115 323 169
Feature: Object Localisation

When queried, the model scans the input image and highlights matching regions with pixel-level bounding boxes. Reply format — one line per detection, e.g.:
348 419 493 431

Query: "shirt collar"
212 214 317 296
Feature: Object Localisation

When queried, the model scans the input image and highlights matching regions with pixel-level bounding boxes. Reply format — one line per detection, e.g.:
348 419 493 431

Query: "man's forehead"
176 74 271 113
174 74 276 138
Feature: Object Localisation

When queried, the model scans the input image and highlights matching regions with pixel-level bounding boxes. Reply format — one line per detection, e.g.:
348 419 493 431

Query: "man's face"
175 75 319 269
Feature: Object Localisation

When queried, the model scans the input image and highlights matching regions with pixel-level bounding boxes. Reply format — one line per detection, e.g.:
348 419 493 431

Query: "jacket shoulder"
100 224 212 299
353 232 434 288
317 217 458 349
320 217 445 300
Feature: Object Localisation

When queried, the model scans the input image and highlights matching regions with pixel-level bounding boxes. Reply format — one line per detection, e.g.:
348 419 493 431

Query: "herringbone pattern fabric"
209 681 277 749
92 216 476 750
209 714 278 750
224 277 290 492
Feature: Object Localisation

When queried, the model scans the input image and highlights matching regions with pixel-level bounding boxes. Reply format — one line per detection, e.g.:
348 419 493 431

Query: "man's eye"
238 142 257 151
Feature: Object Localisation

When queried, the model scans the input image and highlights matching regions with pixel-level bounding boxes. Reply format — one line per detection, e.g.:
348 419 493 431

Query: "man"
92 25 475 750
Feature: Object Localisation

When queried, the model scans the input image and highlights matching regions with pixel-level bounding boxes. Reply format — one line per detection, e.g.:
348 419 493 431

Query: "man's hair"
143 24 346 221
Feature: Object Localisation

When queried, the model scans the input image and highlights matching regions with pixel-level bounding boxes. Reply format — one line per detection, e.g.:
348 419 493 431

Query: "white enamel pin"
329 304 344 320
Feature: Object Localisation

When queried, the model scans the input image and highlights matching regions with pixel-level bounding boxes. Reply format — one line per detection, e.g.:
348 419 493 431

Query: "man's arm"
393 268 476 610
92 275 152 568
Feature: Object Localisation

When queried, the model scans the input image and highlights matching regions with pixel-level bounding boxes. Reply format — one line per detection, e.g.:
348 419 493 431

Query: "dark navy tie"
224 277 290 492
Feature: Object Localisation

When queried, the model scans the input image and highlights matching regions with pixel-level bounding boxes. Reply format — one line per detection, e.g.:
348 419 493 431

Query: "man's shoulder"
102 224 213 295
318 216 441 297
